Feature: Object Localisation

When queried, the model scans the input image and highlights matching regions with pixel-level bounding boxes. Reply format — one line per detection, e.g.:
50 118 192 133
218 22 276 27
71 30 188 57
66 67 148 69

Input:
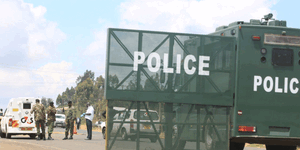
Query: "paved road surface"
0 127 105 150
0 127 269 150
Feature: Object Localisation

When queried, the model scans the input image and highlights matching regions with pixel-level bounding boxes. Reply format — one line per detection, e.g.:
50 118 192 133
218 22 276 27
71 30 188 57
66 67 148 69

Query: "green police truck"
174 13 300 150
105 13 300 150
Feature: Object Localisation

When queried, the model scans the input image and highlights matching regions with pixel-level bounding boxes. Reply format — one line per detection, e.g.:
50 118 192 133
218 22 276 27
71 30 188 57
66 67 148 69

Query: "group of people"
30 99 94 141
30 99 56 140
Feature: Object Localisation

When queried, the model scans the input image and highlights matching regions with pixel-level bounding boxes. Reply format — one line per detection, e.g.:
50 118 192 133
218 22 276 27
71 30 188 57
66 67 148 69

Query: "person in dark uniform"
46 101 56 140
30 99 46 141
63 101 76 140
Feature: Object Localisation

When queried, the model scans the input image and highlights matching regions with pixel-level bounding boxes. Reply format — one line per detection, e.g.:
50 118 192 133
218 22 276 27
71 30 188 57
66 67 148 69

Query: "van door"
19 102 35 128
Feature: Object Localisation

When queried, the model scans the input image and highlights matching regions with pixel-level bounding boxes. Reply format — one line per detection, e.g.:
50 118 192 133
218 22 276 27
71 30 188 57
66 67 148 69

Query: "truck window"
23 103 31 109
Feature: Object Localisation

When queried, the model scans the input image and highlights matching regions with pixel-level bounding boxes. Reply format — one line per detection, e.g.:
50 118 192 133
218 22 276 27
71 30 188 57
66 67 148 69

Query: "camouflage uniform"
65 106 76 138
30 103 46 137
46 106 56 134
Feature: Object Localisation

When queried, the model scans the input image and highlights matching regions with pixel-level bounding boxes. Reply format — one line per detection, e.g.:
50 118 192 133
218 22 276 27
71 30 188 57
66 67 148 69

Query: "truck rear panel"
233 25 300 144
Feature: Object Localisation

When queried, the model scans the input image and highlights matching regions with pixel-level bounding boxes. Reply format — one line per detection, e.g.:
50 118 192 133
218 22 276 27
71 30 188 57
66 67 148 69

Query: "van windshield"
134 111 159 120
56 115 65 119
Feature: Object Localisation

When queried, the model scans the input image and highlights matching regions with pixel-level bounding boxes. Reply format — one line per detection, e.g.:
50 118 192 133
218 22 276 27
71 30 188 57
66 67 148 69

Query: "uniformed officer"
46 101 56 140
63 101 76 140
30 99 46 141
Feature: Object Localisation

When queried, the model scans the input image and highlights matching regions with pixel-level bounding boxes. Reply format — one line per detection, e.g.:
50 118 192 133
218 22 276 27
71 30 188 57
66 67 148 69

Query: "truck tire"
121 128 128 140
266 145 296 150
230 142 245 150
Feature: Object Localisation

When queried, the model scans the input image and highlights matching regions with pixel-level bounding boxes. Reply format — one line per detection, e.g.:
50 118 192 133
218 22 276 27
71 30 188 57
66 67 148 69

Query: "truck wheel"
121 128 128 140
230 142 245 150
266 145 296 150
204 124 216 150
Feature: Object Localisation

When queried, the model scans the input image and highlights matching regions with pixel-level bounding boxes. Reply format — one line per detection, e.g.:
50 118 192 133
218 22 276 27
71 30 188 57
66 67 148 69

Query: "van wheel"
174 140 186 150
102 127 106 139
130 137 136 141
0 133 5 138
0 128 4 138
5 126 11 139
30 134 36 139
6 133 11 139
121 128 128 140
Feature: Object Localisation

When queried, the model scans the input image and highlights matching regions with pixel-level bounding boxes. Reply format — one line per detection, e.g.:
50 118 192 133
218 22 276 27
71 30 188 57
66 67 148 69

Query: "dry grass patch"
79 124 102 132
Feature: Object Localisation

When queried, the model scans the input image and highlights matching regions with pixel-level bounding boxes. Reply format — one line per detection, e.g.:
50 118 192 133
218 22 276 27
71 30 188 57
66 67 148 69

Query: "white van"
54 114 66 128
0 97 38 139
110 107 160 142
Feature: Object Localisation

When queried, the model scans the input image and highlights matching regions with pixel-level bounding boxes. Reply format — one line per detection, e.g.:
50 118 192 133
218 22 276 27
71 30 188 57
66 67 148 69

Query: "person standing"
76 117 81 130
46 101 56 140
63 101 76 140
81 102 94 140
30 99 46 141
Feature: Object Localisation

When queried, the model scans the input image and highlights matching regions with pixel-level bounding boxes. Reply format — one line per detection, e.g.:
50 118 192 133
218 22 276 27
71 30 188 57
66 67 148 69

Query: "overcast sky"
0 0 299 109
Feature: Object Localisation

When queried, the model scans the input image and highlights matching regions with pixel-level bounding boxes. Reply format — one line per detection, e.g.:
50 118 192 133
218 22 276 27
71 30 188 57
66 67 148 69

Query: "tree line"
55 70 106 122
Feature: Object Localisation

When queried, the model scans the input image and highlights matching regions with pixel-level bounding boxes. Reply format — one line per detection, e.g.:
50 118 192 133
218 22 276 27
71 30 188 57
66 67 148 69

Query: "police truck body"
174 13 300 150
105 13 300 150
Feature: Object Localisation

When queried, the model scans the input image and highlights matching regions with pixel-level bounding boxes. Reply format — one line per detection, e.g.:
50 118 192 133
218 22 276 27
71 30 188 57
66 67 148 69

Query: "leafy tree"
76 70 95 84
56 94 62 106
55 70 108 123
108 74 119 89
144 73 160 91
41 97 53 108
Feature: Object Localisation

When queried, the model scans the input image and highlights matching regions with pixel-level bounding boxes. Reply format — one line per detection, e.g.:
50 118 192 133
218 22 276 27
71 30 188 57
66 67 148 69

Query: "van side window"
23 103 31 109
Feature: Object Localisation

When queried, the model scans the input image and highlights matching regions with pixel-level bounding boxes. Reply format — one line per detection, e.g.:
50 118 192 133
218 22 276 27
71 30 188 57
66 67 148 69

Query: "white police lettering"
253 75 299 94
133 51 210 76
163 53 174 73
